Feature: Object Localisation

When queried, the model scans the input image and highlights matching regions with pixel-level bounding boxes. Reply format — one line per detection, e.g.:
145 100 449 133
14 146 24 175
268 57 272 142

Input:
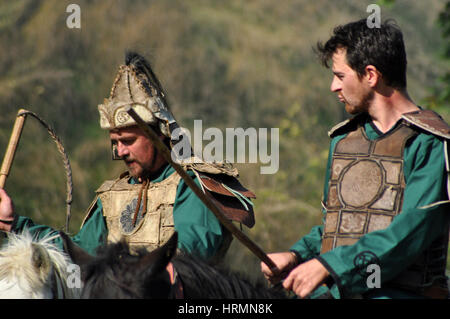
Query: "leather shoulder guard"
403 110 450 207
96 179 117 193
196 172 256 228
328 113 367 138
181 159 256 228
402 110 450 140
95 171 130 193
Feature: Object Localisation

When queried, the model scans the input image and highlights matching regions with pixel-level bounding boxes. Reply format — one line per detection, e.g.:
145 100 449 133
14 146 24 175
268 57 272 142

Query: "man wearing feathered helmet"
0 52 256 262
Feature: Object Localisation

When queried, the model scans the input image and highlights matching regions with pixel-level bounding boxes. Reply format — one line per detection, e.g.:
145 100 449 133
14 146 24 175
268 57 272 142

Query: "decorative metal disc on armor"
340 160 382 207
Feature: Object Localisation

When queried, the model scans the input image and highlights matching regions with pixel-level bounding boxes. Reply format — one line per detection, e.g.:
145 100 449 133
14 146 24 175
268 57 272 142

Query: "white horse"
0 231 80 298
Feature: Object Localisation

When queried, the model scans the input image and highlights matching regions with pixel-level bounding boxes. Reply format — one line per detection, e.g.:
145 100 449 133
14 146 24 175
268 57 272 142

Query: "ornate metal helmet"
98 52 178 139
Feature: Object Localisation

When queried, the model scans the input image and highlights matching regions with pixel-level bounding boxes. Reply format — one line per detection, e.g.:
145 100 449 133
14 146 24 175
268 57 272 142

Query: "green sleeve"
173 171 225 259
317 133 449 298
289 225 323 261
12 215 61 245
12 198 107 256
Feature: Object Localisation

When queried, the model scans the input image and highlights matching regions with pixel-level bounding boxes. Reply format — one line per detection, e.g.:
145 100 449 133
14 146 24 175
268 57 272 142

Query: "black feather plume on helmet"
124 51 170 109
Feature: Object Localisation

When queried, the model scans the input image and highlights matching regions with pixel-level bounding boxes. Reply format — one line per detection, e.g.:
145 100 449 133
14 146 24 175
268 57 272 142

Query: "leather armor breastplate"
321 117 449 298
97 171 181 253
321 123 416 253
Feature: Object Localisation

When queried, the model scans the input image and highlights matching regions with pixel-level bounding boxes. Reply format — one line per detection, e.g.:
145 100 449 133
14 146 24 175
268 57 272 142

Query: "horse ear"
31 243 51 274
162 231 178 260
137 231 178 275
59 231 94 266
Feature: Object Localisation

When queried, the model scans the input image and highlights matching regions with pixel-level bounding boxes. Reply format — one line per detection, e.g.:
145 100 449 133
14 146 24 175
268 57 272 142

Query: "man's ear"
364 65 381 88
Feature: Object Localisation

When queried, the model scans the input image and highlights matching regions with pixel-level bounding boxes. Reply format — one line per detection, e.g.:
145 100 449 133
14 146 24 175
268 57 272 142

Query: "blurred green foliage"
425 1 450 120
0 0 448 279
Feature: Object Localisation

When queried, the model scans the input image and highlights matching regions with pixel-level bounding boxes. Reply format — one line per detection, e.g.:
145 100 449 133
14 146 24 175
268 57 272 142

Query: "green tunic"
11 165 226 259
290 118 449 299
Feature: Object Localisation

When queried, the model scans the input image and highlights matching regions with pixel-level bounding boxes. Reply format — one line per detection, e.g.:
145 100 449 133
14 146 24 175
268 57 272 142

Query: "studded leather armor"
97 171 181 253
321 123 416 253
321 110 450 298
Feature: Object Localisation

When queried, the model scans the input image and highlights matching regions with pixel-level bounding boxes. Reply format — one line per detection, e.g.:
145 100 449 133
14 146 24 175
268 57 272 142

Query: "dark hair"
316 19 407 89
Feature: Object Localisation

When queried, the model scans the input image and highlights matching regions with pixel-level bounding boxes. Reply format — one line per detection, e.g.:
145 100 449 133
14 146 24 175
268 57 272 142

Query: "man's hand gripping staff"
0 109 27 231
0 109 73 232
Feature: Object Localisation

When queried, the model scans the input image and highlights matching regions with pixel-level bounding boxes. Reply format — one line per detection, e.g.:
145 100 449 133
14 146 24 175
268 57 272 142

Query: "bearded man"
0 52 255 261
261 19 450 299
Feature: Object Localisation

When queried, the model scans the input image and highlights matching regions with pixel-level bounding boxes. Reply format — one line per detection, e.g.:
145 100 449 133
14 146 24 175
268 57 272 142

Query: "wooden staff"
126 106 279 274
0 109 27 189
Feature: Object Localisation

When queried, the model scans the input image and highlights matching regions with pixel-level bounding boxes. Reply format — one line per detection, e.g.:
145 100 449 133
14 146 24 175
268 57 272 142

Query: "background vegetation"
0 0 449 281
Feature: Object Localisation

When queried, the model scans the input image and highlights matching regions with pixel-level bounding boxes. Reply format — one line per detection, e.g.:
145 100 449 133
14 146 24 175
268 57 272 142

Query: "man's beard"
344 90 374 115
124 156 160 180
125 160 141 178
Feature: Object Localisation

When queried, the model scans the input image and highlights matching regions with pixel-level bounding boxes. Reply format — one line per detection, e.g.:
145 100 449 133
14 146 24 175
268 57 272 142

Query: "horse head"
60 231 179 298
61 231 288 299
0 231 77 299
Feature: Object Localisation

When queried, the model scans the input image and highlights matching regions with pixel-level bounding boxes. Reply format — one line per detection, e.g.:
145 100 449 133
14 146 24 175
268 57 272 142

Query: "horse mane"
0 231 73 298
77 238 286 299
172 253 287 299
79 240 150 298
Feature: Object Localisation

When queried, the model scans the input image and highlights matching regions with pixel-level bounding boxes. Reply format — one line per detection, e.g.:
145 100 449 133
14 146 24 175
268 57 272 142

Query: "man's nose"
117 142 129 157
330 76 341 92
